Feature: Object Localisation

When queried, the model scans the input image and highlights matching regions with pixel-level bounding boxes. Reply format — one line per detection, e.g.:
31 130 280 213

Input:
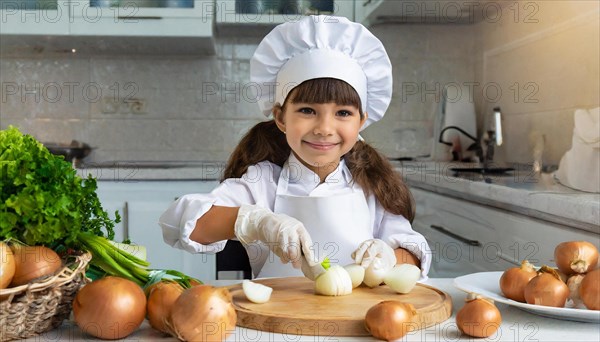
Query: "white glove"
351 239 397 270
234 204 318 269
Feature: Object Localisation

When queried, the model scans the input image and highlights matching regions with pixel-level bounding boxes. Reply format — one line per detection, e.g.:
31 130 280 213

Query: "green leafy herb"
0 126 198 287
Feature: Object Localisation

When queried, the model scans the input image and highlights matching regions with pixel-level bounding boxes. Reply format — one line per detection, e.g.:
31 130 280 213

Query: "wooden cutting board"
226 277 452 337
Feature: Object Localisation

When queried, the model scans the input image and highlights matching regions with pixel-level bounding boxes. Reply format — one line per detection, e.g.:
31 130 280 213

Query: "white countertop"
26 279 600 341
395 161 599 233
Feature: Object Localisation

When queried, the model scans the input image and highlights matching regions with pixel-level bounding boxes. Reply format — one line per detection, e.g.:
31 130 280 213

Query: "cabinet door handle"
430 224 481 247
117 16 163 20
363 0 373 6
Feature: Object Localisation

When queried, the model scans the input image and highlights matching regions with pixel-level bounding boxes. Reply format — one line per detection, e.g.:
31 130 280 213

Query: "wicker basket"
0 252 92 342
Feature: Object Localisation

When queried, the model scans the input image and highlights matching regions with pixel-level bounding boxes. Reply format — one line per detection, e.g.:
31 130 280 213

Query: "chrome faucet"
482 107 503 169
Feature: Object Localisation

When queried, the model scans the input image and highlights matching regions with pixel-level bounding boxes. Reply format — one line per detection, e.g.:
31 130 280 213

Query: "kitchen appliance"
227 277 452 336
432 85 477 161
43 140 93 168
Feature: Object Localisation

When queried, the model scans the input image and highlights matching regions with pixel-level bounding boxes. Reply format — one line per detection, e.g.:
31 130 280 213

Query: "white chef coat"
158 153 431 279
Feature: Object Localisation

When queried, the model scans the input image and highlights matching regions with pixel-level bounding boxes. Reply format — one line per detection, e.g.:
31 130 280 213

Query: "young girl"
159 15 431 280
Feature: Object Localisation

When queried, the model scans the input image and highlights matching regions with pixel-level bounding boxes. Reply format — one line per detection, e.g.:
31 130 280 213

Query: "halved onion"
383 264 420 294
242 279 272 303
344 264 365 288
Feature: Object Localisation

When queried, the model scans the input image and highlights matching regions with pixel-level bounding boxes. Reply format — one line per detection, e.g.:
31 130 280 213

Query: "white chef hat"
250 15 392 130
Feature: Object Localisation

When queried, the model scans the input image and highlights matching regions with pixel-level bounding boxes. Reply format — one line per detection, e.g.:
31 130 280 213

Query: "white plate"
454 272 600 323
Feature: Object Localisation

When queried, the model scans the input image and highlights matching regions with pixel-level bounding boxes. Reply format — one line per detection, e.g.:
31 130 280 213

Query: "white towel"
555 107 600 193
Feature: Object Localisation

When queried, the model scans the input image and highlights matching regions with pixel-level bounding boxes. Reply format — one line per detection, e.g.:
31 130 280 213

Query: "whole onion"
554 241 599 275
365 301 417 340
147 281 184 333
73 276 147 340
456 294 502 338
524 266 570 307
0 242 16 289
10 245 62 286
580 268 600 310
499 260 537 302
168 285 237 342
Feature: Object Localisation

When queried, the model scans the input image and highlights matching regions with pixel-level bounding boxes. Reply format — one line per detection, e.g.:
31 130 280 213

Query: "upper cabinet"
0 0 70 35
69 0 212 37
354 0 382 25
215 0 354 25
0 0 215 54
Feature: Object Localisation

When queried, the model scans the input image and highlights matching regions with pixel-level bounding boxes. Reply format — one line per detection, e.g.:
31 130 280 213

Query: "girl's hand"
352 239 396 270
234 204 317 269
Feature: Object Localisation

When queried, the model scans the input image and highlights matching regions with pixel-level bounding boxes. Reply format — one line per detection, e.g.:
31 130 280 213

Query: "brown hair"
222 78 414 222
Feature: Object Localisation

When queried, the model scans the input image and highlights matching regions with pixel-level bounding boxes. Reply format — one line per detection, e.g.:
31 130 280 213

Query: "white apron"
256 162 372 278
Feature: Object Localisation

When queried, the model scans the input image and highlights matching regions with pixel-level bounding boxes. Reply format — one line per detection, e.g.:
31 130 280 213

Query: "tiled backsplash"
1 2 598 168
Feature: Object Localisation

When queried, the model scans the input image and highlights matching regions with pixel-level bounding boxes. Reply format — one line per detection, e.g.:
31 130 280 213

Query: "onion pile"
497 240 599 310
456 294 502 338
365 301 416 340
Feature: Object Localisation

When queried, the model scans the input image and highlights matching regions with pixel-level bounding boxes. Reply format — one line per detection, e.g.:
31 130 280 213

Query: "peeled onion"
383 263 421 294
524 266 570 307
315 265 353 296
344 264 365 288
499 260 537 302
0 242 16 289
554 241 599 275
362 259 390 288
10 245 62 286
73 276 147 340
365 301 416 340
242 279 272 303
168 285 237 342
147 281 184 333
580 268 600 310
456 294 502 338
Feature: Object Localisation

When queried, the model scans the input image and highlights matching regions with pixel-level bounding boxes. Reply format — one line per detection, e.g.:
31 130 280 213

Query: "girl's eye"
337 110 353 117
298 107 315 115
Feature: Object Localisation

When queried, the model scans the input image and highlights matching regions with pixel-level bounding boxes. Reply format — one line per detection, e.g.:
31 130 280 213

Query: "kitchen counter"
25 278 599 341
395 161 600 233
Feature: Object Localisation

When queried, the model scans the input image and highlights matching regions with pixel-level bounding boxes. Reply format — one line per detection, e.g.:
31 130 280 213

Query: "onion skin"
580 268 600 310
365 301 416 341
0 242 16 289
147 281 184 333
456 295 502 338
168 285 237 342
499 260 537 302
554 241 599 275
73 276 147 340
524 266 570 307
567 274 585 307
9 245 62 286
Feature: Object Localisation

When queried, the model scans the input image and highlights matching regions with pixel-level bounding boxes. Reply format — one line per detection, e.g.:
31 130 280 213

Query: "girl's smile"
275 101 367 181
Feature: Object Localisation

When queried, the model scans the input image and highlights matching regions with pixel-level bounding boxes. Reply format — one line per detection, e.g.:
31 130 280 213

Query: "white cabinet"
215 0 354 24
1 1 215 54
411 188 600 278
69 0 214 37
0 0 70 35
96 180 220 282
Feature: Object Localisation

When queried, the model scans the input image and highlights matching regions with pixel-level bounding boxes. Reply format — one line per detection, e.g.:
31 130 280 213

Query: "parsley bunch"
0 126 118 246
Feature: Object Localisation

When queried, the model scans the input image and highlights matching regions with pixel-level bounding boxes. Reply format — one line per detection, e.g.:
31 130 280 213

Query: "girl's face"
274 101 367 180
